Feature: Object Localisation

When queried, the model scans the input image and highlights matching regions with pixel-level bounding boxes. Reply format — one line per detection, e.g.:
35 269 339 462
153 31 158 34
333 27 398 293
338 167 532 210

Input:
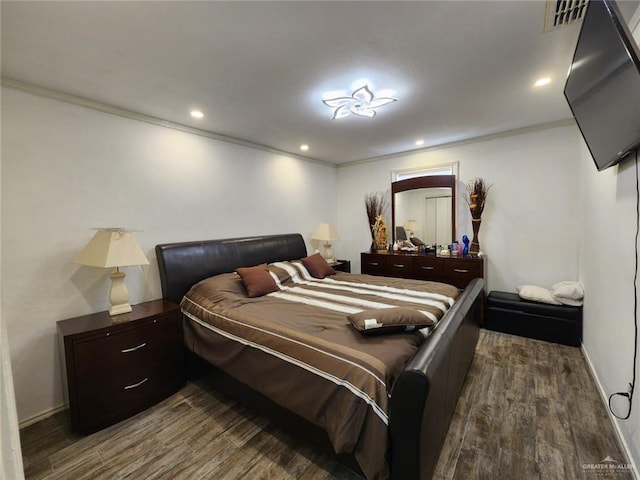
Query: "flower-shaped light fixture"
322 85 397 119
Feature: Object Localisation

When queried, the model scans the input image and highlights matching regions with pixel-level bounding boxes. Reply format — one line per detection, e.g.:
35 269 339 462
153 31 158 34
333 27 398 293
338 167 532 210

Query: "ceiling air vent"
544 0 589 32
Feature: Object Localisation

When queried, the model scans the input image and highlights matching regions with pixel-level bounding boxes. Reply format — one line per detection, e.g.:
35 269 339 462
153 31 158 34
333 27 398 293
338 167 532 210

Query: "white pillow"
517 285 562 305
552 281 584 300
555 297 583 307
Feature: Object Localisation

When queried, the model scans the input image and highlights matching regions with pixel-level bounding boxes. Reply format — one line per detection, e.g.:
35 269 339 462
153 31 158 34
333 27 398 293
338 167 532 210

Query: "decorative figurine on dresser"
361 174 486 290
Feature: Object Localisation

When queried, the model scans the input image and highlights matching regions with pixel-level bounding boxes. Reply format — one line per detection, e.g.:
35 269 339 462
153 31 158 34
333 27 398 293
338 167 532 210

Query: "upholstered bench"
485 291 583 347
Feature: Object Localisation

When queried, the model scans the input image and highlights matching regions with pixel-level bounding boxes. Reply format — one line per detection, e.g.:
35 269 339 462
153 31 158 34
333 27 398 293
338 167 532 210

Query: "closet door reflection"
424 195 452 247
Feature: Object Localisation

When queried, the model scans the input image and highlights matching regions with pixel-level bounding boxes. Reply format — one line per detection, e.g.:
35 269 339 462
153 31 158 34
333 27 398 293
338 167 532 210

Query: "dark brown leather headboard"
155 233 307 304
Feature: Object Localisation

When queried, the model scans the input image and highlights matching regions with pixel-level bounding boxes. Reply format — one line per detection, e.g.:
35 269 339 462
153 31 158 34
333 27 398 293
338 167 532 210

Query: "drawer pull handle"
124 377 149 390
393 264 406 268
421 266 435 270
454 269 469 273
121 343 146 353
369 262 379 266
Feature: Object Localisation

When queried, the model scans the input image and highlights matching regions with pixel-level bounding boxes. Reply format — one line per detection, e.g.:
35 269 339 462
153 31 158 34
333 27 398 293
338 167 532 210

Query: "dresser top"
362 251 484 261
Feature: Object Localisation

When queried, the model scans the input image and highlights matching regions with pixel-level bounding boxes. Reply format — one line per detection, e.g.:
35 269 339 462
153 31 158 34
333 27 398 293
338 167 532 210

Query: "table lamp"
74 228 149 316
404 220 418 238
311 223 339 262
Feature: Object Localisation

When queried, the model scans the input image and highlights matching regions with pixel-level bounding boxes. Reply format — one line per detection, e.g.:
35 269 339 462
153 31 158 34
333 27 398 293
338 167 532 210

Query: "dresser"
57 300 185 433
361 251 485 290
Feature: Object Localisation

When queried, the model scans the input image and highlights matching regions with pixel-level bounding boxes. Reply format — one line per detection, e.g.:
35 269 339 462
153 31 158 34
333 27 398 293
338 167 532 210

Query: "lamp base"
322 242 334 263
109 269 132 316
109 303 133 316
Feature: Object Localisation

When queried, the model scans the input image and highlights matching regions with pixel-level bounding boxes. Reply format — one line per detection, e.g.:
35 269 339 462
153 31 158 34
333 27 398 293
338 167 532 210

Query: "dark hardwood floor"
20 330 635 479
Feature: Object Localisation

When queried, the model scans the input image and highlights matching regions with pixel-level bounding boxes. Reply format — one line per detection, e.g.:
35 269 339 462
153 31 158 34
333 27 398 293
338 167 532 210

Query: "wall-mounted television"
564 0 640 171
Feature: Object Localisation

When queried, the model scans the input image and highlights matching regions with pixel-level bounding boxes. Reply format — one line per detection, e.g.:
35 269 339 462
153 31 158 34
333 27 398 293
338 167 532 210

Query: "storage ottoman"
485 291 582 347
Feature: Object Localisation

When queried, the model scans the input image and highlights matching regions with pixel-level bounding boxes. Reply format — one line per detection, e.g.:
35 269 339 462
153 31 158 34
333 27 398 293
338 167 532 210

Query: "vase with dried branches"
365 192 389 252
464 178 492 255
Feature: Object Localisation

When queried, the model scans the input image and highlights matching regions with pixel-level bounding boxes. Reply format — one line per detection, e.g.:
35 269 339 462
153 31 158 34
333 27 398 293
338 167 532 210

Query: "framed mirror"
391 175 456 247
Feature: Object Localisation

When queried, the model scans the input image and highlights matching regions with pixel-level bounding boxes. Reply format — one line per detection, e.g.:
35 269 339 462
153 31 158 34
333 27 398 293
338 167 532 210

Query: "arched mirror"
391 175 456 247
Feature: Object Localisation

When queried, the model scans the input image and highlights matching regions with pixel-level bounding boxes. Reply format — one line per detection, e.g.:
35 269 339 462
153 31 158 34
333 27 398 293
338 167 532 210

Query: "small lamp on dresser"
74 228 149 316
311 223 339 262
404 220 418 238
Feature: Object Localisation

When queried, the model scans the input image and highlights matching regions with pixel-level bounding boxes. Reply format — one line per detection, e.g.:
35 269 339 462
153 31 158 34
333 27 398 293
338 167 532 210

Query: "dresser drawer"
442 258 484 289
359 251 485 290
413 256 444 280
361 254 388 275
386 256 414 278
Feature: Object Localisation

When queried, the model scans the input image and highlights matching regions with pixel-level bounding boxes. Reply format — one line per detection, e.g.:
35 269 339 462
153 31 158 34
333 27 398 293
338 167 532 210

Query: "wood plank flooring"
20 330 635 479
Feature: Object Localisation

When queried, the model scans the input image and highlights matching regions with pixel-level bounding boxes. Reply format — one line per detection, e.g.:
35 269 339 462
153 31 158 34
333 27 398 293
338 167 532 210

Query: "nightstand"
57 300 185 433
332 259 351 273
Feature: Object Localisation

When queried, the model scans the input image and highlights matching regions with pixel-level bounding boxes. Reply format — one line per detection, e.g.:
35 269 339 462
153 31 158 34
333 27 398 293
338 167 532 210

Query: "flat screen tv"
564 0 640 171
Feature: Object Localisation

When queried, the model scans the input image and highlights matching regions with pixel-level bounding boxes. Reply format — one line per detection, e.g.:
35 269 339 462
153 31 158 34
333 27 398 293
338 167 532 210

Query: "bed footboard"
389 278 485 480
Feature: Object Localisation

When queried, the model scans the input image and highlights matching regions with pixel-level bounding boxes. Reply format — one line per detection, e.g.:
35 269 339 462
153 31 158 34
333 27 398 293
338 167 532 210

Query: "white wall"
336 123 582 292
577 16 640 473
579 143 640 470
0 103 25 478
1 87 337 423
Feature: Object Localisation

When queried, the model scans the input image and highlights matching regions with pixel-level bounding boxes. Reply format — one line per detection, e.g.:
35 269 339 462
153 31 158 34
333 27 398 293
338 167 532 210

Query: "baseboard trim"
581 344 639 479
19 404 68 430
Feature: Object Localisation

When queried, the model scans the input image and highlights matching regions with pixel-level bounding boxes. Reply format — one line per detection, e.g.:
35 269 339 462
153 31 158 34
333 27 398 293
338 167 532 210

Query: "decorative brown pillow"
301 253 336 279
347 308 436 335
235 264 279 297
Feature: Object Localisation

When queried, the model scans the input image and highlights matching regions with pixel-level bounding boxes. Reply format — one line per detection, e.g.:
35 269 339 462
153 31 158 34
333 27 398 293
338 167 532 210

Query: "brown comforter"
180 260 459 480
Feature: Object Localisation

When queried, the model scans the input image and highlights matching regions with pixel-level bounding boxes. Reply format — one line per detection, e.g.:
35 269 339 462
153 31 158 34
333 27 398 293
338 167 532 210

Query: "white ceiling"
2 1 639 165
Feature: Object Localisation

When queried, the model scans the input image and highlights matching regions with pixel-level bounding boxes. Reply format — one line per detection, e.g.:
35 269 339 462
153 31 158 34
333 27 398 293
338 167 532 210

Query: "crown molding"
1 77 335 168
337 118 577 168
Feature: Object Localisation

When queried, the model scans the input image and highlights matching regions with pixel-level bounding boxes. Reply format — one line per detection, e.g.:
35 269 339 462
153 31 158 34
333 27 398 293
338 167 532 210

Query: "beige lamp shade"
311 223 339 242
404 220 418 235
74 229 149 268
311 223 339 262
74 228 149 316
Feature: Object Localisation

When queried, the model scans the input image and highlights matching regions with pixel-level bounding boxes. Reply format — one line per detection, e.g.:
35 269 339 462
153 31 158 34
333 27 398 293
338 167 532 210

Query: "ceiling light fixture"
534 77 551 87
415 139 425 146
300 144 309 151
322 85 397 119
190 110 204 119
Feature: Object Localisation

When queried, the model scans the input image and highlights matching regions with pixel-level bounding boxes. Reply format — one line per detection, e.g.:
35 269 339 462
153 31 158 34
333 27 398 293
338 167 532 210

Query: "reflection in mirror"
395 188 452 247
392 175 456 247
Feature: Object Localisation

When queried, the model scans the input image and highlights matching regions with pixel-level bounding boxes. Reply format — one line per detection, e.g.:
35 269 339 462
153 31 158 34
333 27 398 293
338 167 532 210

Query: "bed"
156 233 484 480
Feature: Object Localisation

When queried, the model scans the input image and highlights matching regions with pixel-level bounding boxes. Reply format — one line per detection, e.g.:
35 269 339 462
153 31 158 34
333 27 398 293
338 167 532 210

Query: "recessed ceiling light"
190 110 204 119
534 77 551 87
300 144 309 151
415 139 425 146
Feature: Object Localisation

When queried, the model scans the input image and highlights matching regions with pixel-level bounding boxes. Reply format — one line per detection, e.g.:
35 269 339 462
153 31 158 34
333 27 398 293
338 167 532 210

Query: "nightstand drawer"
332 260 351 273
75 359 183 431
74 317 180 379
